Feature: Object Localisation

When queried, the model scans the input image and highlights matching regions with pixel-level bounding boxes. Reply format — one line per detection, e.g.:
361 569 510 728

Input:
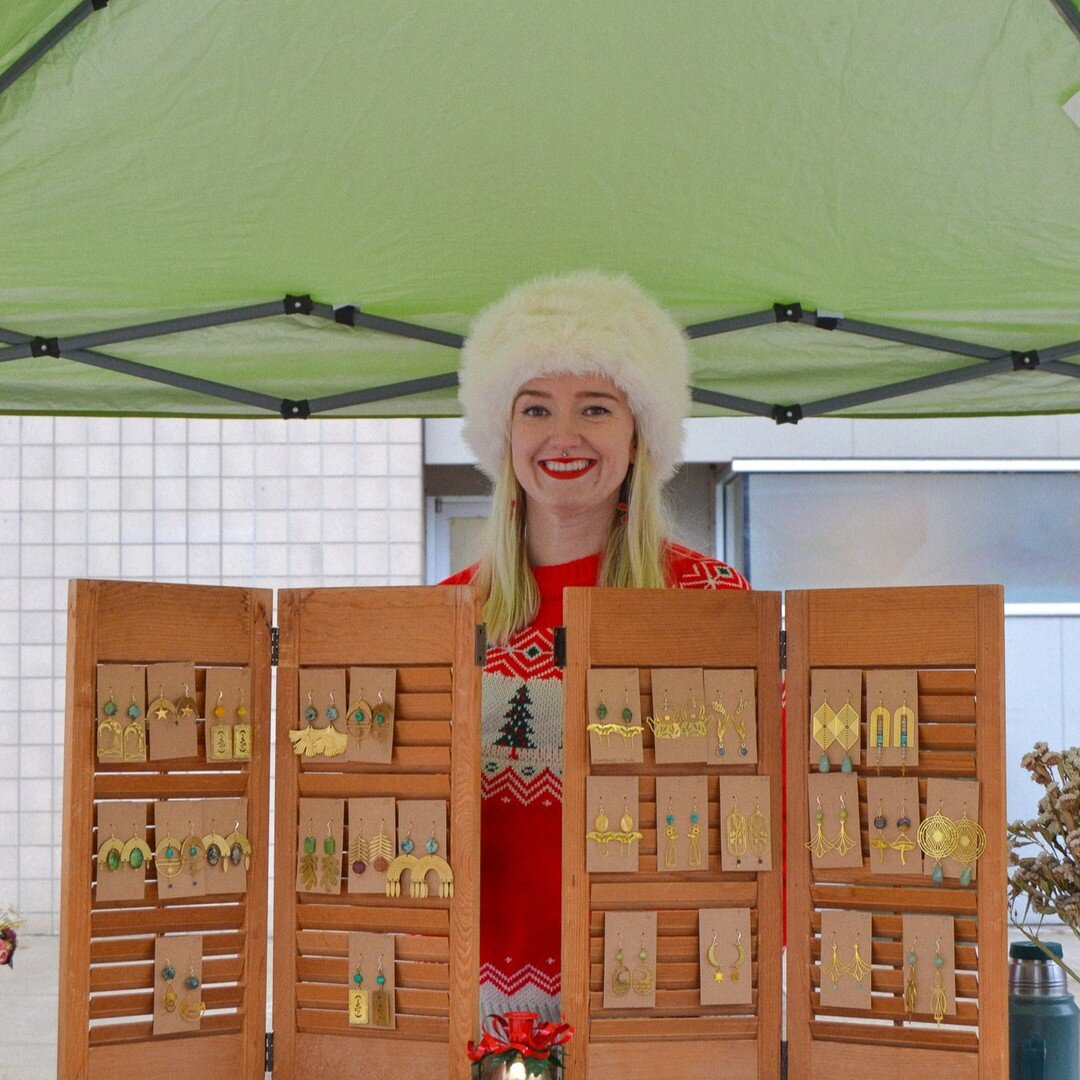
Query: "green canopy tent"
1 1 1078 422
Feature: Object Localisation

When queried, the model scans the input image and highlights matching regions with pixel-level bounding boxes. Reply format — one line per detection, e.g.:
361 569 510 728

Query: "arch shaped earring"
97 687 123 762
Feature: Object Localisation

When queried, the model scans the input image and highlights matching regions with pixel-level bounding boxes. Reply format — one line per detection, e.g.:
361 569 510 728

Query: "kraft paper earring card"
703 668 757 765
587 667 644 764
347 666 397 764
649 667 707 764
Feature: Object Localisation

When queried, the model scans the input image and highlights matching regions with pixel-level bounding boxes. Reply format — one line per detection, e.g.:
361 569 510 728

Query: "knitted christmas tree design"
494 682 537 759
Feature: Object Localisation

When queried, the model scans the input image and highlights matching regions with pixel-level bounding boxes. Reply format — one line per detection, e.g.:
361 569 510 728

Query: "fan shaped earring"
832 794 856 857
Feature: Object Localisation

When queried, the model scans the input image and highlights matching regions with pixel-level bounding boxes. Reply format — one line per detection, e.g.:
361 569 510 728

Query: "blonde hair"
475 446 670 644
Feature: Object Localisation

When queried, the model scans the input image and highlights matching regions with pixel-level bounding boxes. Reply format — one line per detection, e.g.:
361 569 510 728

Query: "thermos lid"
1010 941 1064 961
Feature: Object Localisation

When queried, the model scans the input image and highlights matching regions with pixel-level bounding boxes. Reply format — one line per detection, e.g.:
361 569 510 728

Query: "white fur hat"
458 270 691 484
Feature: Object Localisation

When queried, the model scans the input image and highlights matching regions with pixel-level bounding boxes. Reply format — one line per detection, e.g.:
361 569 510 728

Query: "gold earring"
832 794 856 857
894 691 914 774
224 820 251 872
712 692 731 757
209 689 233 762
371 954 391 1026
350 819 370 876
161 958 177 1012
349 959 369 1025
954 804 986 887
748 797 768 867
203 819 227 871
681 693 708 738
834 693 859 774
869 692 889 772
848 938 871 982
372 688 393 740
179 965 205 1022
176 683 197 719
905 938 918 1014
148 685 176 723
931 937 947 1025
121 690 146 762
233 689 252 760
812 692 836 773
821 932 849 989
587 799 613 857
726 796 747 868
320 822 339 892
664 798 679 868
731 929 746 982
289 691 318 756
871 799 889 863
631 932 653 995
617 800 642 856
611 934 631 996
181 822 204 883
891 801 916 866
369 820 393 874
155 831 183 889
806 794 832 860
97 687 123 762
647 690 681 740
918 802 957 883
706 931 725 984
348 685 372 745
688 797 703 868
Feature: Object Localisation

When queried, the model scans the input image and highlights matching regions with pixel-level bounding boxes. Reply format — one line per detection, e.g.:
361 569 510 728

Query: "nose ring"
561 449 570 457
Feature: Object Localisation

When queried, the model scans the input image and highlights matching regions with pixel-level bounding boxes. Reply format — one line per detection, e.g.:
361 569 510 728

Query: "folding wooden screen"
271 586 481 1080
785 586 1006 1080
58 580 273 1079
561 587 784 1079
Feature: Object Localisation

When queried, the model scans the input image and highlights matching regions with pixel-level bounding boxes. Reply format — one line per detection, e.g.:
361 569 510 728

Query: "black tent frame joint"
91 0 108 9
283 294 313 316
334 305 357 326
31 337 60 358
773 403 803 425
1012 350 1040 371
814 314 839 331
280 398 311 419
774 302 803 323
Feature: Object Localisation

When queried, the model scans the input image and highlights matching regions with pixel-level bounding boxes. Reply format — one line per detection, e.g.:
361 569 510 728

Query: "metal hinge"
780 1039 788 1078
265 1031 274 1072
553 626 567 669
270 626 279 667
779 628 787 670
475 624 488 666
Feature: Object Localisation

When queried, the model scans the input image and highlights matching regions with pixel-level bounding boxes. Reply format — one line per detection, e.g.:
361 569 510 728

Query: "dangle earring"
731 697 750 758
812 693 836 773
891 801 917 866
931 938 947 1025
726 796 748 868
98 828 125 872
233 689 252 760
181 822 205 884
748 797 769 867
905 939 919 1014
176 683 197 719
834 693 859 774
713 692 731 756
349 959 369 1025
832 794 856 857
289 691 318 756
681 692 708 738
300 829 319 890
371 955 391 1026
369 820 393 874
350 820 370 876
224 820 251 872
121 833 151 871
918 802 957 883
611 935 631 996
348 685 372 746
321 822 339 892
849 938 871 982
155 830 183 888
148 685 176 723
821 932 849 989
648 690 681 741
954 804 986 886
588 692 612 749
587 799 612 857
871 799 889 864
97 688 123 762
161 958 178 1012
209 689 233 761
706 931 725 983
664 798 679 869
730 930 746 982
894 691 914 774
317 692 348 757
179 965 205 1022
869 692 890 772
372 689 393 741
806 794 832 860
687 797 703 868
631 932 653 995
617 800 641 856
121 686 146 762
202 819 227 871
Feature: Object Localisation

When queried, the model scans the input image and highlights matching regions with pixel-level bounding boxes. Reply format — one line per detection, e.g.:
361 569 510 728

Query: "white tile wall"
0 415 424 934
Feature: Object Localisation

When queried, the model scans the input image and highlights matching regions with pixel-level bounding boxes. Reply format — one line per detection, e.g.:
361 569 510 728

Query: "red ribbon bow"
467 1012 573 1062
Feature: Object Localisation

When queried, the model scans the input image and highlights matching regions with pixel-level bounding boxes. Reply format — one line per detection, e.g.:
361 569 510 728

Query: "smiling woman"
442 271 749 1022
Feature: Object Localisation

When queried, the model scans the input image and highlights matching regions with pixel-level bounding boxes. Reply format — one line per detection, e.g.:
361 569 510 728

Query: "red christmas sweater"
442 543 750 1021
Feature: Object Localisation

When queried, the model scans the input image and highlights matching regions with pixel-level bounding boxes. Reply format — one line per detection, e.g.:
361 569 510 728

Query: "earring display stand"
562 587 783 1079
271 586 481 1080
786 587 1006 1080
58 580 272 1079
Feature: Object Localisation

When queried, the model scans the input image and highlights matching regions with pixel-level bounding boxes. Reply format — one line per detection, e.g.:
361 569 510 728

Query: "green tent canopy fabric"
1 1 1078 420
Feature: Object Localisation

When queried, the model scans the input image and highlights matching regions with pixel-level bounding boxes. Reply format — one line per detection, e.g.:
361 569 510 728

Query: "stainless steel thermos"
1010 940 1080 1080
